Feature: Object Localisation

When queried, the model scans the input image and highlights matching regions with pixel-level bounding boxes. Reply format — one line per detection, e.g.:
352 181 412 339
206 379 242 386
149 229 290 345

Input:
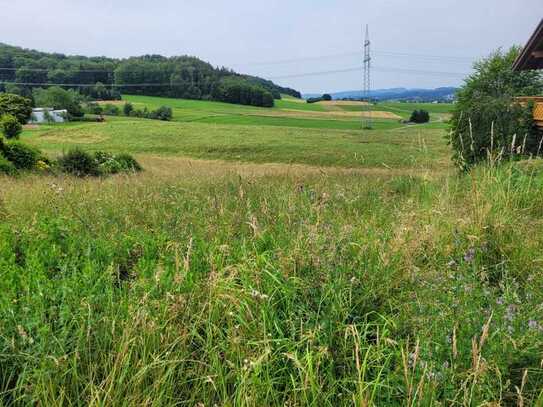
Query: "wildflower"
464 248 476 263
496 297 504 305
528 320 540 330
249 288 269 301
36 160 50 171
505 304 516 322
447 260 457 268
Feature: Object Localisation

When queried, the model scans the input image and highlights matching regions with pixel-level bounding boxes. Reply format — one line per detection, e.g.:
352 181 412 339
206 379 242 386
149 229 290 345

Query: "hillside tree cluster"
0 43 301 108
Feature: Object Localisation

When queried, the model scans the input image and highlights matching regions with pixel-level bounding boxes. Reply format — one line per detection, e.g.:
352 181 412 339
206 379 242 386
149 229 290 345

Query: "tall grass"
1 159 543 405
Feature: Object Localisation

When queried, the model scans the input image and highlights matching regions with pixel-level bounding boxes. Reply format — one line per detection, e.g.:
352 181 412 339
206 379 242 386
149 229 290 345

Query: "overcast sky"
1 0 542 94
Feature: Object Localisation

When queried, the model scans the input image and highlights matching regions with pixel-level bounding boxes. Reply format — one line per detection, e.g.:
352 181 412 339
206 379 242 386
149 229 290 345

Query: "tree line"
0 43 301 108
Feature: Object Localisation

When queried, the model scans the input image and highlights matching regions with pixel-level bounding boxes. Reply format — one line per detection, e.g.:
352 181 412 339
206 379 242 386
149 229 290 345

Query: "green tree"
33 86 84 118
0 93 33 124
0 114 22 139
449 47 543 168
409 110 430 123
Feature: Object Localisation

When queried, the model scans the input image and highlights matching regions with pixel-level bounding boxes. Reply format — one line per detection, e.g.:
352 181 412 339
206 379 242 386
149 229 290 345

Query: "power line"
0 63 470 88
0 82 171 87
230 50 477 68
0 49 478 74
265 66 469 80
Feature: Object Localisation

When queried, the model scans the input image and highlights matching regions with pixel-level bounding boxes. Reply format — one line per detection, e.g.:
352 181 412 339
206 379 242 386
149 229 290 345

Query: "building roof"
513 19 543 71
32 108 67 112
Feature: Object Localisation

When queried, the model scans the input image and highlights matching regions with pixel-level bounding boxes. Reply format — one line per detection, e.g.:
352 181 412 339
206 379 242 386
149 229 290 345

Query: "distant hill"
304 87 457 102
0 43 301 106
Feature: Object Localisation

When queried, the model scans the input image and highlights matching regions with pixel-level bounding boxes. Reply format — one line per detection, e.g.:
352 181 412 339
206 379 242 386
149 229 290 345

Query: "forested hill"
0 43 301 107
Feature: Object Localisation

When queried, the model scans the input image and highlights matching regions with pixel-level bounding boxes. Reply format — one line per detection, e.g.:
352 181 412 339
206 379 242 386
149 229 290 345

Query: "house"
30 108 68 124
513 18 543 129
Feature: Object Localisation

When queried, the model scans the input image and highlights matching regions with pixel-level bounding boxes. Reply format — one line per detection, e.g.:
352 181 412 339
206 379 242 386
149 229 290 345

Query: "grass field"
3 95 543 405
21 118 449 169
116 95 453 131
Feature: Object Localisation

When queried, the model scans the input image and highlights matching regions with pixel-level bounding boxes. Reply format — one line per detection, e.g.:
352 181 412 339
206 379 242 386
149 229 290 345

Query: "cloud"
1 0 542 93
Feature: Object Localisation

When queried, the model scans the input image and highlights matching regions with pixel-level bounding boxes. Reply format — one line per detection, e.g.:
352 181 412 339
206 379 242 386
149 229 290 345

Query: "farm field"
114 95 453 131
3 96 543 405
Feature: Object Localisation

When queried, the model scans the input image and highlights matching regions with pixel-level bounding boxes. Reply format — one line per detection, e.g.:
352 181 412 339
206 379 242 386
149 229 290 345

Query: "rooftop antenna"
363 24 372 130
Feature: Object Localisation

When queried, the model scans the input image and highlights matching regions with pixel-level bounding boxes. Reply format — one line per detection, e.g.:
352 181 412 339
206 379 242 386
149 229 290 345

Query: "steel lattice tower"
363 25 372 129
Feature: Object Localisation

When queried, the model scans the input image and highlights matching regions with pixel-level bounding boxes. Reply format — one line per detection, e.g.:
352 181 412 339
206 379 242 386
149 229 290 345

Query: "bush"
123 102 134 116
59 150 142 177
322 94 332 101
94 151 142 174
0 93 33 124
58 149 100 177
0 114 23 139
409 109 430 124
86 102 103 115
0 142 40 169
148 106 172 121
0 154 16 175
449 47 543 169
102 104 120 116
95 152 123 174
115 153 142 172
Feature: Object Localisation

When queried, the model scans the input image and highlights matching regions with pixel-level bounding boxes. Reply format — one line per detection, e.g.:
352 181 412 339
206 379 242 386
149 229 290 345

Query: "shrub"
94 151 142 174
449 47 543 169
148 106 172 121
58 150 142 177
0 142 40 169
409 109 430 124
0 114 23 139
0 93 33 124
0 154 16 175
94 151 121 174
322 94 332 101
58 149 100 177
102 104 120 116
123 102 134 116
115 153 142 172
86 102 103 115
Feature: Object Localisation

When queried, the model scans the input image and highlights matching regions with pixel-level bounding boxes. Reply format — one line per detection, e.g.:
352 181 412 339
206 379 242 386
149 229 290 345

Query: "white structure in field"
30 108 68 124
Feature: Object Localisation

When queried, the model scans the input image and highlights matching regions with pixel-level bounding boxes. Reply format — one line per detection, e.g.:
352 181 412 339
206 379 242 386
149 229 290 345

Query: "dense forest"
0 43 301 107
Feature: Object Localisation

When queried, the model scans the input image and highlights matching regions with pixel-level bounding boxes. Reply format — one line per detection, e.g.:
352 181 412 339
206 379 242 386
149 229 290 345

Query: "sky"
1 0 542 94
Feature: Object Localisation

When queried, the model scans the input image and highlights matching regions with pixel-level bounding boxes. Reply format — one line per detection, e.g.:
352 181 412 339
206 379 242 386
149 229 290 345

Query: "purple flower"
464 248 476 263
505 305 517 322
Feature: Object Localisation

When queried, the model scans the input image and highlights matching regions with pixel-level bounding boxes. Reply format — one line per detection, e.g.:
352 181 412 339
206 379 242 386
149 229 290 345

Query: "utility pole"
363 24 372 130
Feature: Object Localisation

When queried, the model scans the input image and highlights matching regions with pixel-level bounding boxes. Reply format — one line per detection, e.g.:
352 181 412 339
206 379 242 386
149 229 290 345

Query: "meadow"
2 96 543 405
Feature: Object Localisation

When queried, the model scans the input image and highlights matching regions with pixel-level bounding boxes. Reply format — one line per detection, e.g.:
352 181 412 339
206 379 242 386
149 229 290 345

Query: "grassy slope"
22 119 449 169
120 95 452 131
4 96 543 405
